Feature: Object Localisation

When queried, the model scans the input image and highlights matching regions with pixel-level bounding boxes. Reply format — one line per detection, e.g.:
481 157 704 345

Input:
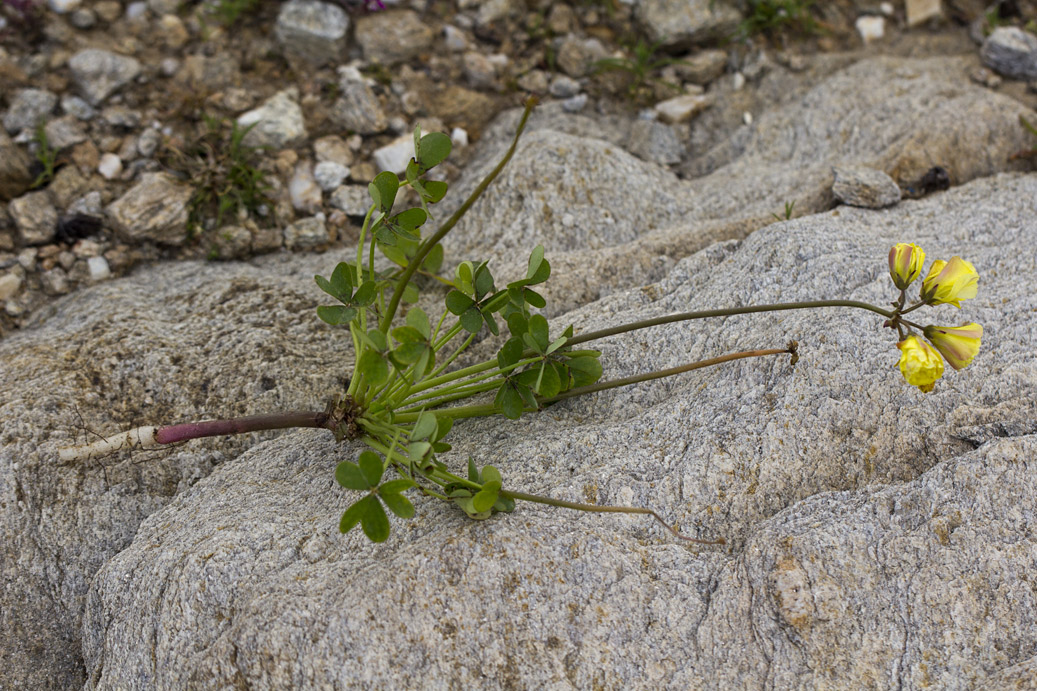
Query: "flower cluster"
887 243 982 392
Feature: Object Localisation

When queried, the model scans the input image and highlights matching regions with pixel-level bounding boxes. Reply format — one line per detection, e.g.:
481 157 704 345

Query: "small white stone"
372 135 415 174
289 161 323 213
98 153 123 180
906 0 942 27
48 0 81 14
313 161 350 191
450 127 469 148
125 1 148 21
856 16 885 44
743 111 753 125
87 256 111 281
654 93 712 124
732 72 746 91
880 2 894 16
443 24 468 51
0 272 22 301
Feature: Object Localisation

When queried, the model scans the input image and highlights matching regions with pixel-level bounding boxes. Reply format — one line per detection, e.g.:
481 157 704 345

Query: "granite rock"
75 173 1037 689
329 79 387 135
0 255 357 688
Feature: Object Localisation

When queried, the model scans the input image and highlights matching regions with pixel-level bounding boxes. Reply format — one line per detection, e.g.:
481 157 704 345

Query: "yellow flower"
896 335 944 392
924 323 983 370
920 256 979 307
888 243 925 290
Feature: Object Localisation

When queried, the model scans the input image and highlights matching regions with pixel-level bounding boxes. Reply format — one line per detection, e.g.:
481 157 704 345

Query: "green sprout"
162 114 272 238
737 0 819 40
29 122 58 190
593 38 683 103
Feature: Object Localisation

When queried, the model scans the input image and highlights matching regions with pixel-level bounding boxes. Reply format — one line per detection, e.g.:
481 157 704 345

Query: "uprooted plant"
60 98 983 545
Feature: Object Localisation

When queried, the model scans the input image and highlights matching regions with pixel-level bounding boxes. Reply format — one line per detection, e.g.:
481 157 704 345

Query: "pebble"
354 10 435 65
329 185 371 217
443 25 468 52
94 1 122 22
47 0 81 13
905 0 942 27
981 27 1037 81
463 52 497 90
329 79 387 135
289 161 323 213
313 161 350 191
125 1 148 21
674 49 728 85
856 16 884 45
549 75 581 99
561 94 588 113
517 70 549 93
2 89 58 134
625 120 681 166
274 0 350 66
373 135 416 174
98 153 123 180
0 272 22 300
86 255 111 281
106 172 193 245
283 215 331 251
237 88 308 149
832 166 902 209
61 94 95 120
137 128 161 157
556 35 607 78
9 192 58 246
69 8 97 28
313 135 353 166
158 14 189 49
654 93 712 124
450 127 469 148
970 66 1002 89
68 49 142 106
39 267 70 295
212 225 252 260
44 116 88 149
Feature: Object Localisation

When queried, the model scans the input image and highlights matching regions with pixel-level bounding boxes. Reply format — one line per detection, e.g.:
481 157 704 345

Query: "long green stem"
541 347 793 404
566 300 893 348
501 490 723 545
378 96 538 335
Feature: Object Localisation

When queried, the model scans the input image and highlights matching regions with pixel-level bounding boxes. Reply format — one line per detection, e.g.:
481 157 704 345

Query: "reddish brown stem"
153 411 328 444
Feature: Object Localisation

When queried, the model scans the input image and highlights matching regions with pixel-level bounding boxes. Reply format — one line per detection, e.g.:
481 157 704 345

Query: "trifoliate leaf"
412 411 437 440
360 496 390 542
445 290 475 316
417 131 452 169
357 350 389 389
379 488 415 519
357 450 384 487
317 305 357 326
459 307 483 334
406 307 431 339
336 461 369 491
369 171 399 213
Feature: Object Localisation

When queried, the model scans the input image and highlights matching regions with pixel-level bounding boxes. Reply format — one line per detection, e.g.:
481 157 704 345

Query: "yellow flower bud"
888 243 925 290
924 323 983 371
896 335 944 393
920 256 979 307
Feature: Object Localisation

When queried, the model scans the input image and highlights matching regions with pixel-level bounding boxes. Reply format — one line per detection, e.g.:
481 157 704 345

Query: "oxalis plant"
59 99 983 545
